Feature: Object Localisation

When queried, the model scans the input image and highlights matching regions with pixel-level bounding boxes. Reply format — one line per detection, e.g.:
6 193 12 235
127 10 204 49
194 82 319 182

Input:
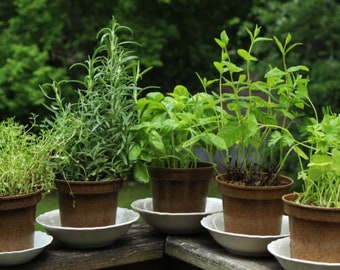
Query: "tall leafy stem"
199 25 310 185
42 17 146 181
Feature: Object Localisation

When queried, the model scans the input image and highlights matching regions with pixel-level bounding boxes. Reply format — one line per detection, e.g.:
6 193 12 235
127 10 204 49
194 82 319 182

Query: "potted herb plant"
42 17 146 227
198 26 309 235
130 85 224 212
0 118 55 251
282 110 340 263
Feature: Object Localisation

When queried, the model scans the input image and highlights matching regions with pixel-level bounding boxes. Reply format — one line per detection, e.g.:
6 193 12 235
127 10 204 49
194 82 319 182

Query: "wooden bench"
4 222 283 270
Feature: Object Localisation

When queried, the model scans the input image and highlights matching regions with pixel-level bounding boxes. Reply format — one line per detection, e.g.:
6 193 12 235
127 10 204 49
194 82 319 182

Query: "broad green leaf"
207 133 226 150
293 145 309 160
213 61 224 74
218 121 243 147
182 136 200 148
128 144 141 161
237 49 257 62
214 38 224 49
146 92 164 101
265 67 285 78
287 65 309 73
133 162 149 183
225 62 243 73
149 130 165 153
220 30 229 44
172 85 189 98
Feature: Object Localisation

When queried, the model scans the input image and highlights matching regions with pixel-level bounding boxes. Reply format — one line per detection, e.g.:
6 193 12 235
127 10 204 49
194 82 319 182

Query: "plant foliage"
42 17 145 181
198 26 310 186
297 110 340 207
130 85 224 182
0 118 55 196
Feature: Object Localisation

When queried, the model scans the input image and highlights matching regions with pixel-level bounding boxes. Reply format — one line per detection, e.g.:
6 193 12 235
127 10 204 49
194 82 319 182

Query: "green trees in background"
243 0 340 116
0 0 338 122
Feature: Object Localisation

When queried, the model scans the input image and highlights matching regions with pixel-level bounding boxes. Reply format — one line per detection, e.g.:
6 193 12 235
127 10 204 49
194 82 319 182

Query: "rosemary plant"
42 17 146 181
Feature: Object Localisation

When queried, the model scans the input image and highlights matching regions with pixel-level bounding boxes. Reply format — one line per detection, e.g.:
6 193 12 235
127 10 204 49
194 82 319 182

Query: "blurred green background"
1 0 339 124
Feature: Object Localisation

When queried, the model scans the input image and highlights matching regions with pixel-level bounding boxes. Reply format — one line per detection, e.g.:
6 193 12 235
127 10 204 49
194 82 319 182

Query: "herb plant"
42 17 146 181
296 110 340 207
129 85 225 182
0 118 55 196
198 25 310 186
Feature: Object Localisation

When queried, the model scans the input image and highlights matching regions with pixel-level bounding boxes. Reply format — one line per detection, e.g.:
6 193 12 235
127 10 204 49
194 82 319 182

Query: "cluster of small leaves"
297 111 340 207
42 17 144 181
129 85 224 182
0 118 55 196
198 25 310 185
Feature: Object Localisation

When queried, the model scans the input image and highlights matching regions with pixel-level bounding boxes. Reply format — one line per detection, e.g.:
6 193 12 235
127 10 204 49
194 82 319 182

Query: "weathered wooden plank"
4 222 165 270
2 222 285 270
165 232 284 270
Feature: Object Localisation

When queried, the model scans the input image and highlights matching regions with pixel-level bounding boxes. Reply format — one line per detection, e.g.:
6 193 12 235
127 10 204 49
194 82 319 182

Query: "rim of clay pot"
0 187 43 210
55 179 123 194
283 193 340 223
216 174 293 200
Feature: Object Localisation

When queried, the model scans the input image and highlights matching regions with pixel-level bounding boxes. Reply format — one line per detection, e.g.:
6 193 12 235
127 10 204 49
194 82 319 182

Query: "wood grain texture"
165 232 283 270
5 222 164 270
2 222 284 270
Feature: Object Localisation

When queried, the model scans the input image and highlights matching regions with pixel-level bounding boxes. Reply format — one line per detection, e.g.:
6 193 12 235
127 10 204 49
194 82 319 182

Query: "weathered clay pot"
55 179 122 227
0 188 42 251
283 193 340 263
216 174 293 235
148 162 215 213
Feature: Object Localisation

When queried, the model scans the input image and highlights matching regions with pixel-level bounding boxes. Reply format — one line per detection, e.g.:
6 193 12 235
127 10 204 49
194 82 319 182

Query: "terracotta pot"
283 193 340 263
55 179 122 227
216 174 293 235
148 162 215 213
0 188 42 251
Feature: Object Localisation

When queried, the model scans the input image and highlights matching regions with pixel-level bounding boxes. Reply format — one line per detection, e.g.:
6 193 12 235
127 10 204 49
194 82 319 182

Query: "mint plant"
198 25 310 186
42 17 146 181
129 85 225 182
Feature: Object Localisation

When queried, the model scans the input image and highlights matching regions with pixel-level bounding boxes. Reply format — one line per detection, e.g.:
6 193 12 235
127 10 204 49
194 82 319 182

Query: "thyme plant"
198 25 310 185
43 17 145 181
0 118 55 196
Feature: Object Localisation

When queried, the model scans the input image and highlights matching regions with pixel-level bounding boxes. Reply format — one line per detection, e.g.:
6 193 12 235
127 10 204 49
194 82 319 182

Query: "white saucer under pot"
131 197 223 234
0 231 53 266
201 212 289 257
36 207 139 249
268 237 340 270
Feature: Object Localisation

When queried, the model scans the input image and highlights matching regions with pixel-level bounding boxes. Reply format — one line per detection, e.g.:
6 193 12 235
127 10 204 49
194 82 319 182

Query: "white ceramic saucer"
201 212 289 257
36 207 139 249
0 231 53 266
268 237 340 270
131 197 223 234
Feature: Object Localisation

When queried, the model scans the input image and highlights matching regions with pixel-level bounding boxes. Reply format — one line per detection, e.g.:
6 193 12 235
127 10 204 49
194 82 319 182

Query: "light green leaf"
133 162 149 183
237 49 257 62
214 61 224 74
265 67 285 78
149 130 165 153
